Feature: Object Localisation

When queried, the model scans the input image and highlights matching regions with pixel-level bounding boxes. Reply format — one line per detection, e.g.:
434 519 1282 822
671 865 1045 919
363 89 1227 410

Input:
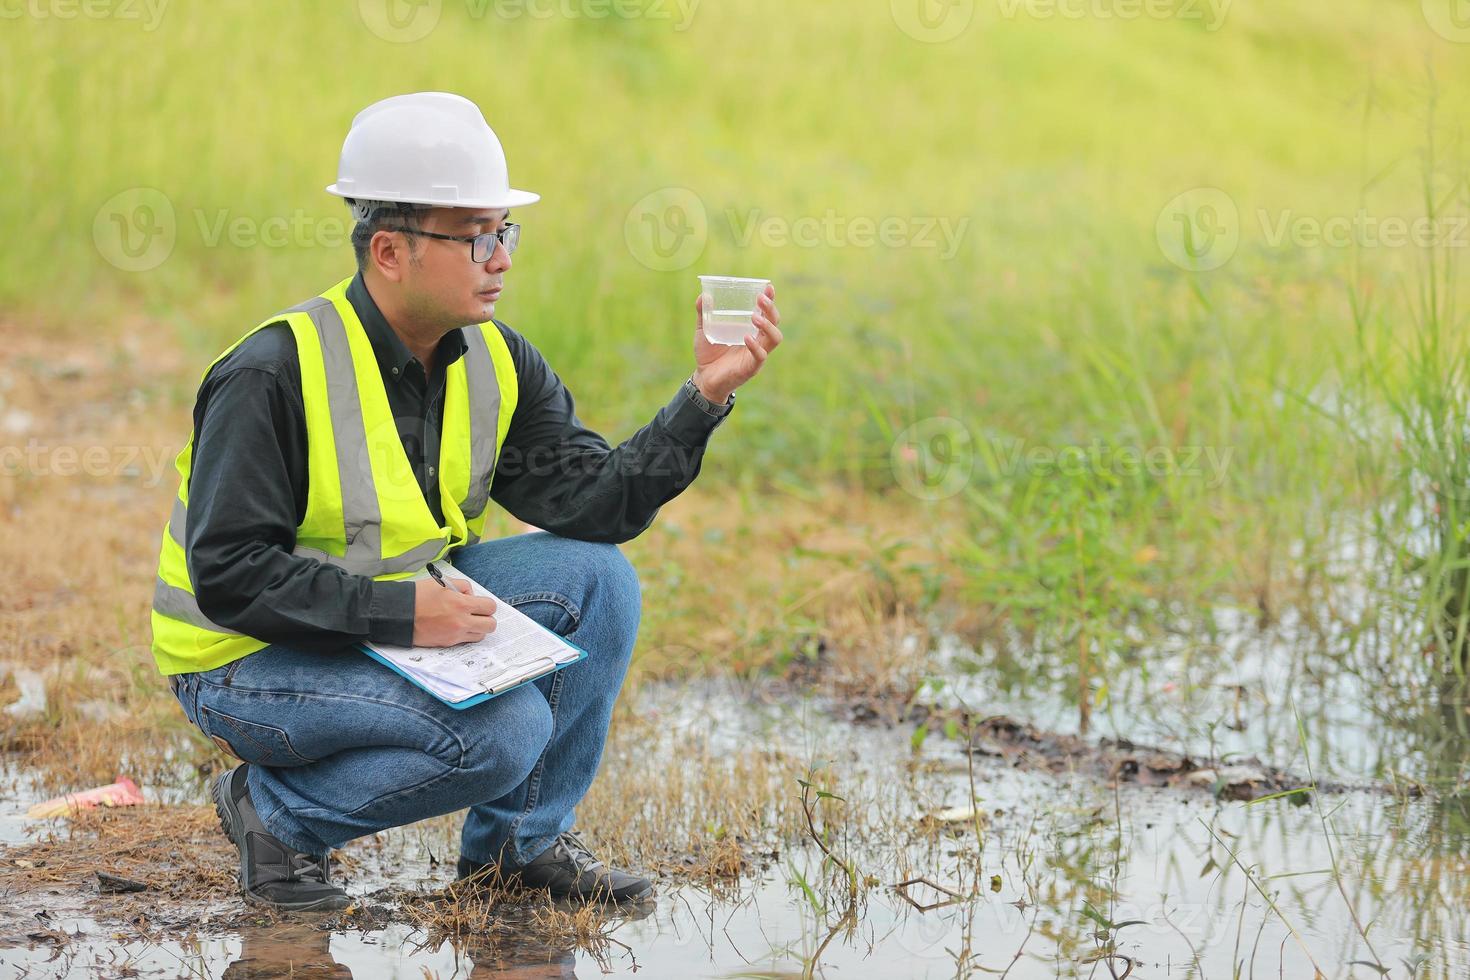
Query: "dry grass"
0 802 650 964
0 319 196 791
0 805 233 897
583 722 811 880
397 874 643 972
622 485 959 685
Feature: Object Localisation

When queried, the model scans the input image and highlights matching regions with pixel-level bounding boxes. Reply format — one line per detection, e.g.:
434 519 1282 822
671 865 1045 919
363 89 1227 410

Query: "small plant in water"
1347 98 1470 677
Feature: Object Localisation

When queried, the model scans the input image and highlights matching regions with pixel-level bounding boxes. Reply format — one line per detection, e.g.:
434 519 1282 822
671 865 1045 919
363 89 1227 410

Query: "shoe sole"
211 767 352 913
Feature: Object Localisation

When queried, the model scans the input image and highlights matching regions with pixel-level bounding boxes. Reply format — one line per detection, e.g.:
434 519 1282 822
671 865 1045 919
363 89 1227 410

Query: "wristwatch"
683 375 733 417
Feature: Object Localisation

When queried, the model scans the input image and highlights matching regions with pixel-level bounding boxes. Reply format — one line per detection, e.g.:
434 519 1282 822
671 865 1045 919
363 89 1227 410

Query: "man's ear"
371 229 408 283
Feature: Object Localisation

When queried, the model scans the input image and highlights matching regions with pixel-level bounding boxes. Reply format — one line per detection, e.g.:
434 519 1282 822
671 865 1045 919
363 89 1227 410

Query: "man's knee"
461 686 553 784
581 542 641 634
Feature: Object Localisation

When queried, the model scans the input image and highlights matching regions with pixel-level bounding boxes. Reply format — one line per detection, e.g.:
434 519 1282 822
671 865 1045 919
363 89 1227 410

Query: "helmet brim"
326 185 541 209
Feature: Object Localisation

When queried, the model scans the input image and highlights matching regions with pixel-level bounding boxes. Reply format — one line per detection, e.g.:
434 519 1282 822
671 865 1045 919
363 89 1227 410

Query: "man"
154 92 782 912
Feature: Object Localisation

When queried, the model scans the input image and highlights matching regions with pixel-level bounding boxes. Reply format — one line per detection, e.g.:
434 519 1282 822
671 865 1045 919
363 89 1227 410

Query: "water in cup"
704 308 760 345
698 275 771 345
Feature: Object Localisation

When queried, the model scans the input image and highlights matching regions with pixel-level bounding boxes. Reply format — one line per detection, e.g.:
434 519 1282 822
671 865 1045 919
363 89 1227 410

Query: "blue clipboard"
359 638 589 710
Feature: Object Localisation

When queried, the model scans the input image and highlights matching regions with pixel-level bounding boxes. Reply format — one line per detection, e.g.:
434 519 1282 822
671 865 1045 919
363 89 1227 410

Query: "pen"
426 561 450 589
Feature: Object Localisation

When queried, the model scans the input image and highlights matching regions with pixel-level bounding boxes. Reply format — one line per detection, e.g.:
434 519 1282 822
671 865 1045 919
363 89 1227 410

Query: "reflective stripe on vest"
150 278 517 675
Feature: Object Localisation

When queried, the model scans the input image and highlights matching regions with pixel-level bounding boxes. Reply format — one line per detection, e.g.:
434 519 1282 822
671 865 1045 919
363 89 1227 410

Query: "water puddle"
1 659 1468 977
933 607 1470 791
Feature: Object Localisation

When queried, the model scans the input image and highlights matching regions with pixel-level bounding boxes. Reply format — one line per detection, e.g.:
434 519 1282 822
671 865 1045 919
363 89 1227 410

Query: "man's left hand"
692 284 782 405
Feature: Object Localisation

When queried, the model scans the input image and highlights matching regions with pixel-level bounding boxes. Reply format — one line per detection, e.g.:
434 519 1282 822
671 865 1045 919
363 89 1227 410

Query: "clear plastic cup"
698 275 771 345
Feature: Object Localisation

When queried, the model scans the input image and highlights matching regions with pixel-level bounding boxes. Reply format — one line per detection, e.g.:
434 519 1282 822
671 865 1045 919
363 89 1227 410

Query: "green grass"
7 0 1470 711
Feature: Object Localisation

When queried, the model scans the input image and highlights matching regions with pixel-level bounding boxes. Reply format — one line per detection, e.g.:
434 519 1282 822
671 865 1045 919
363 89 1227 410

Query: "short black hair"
349 200 426 271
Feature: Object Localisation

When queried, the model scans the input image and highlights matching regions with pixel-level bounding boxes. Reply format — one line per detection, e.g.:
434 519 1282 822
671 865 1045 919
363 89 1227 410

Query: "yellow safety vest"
150 277 519 675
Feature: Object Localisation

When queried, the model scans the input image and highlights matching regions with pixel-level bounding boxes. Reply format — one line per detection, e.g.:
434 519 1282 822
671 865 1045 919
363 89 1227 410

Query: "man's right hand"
412 578 498 646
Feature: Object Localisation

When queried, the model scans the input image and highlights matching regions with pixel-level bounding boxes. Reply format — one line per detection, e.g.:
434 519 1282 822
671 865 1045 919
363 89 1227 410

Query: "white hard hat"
326 92 540 210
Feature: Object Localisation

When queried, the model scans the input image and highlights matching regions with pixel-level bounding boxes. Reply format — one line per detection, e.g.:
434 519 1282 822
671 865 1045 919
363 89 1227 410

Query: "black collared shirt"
182 273 732 651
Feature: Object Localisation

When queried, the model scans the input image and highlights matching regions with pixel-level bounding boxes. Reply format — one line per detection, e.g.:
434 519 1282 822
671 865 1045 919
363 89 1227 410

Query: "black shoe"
457 831 654 903
212 764 352 912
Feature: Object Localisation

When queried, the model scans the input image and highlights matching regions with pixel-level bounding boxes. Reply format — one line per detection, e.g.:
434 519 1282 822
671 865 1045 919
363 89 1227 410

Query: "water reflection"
222 924 350 979
218 920 581 979
1413 682 1470 854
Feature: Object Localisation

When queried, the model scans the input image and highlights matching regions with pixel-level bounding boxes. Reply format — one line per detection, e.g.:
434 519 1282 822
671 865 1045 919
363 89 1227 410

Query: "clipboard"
358 560 589 709
360 641 588 709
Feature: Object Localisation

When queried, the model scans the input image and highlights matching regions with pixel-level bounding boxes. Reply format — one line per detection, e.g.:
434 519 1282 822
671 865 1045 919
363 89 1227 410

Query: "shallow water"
936 606 1470 790
2 647 1469 977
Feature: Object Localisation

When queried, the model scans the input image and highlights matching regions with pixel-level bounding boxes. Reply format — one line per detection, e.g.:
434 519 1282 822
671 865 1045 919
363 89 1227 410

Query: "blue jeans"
169 532 641 867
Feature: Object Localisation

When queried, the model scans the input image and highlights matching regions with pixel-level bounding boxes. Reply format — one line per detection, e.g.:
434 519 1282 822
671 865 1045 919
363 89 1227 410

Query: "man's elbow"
608 509 660 544
192 572 246 629
188 546 263 631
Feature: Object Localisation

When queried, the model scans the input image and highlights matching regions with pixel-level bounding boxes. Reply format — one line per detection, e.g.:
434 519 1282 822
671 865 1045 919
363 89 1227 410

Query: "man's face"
398 206 512 328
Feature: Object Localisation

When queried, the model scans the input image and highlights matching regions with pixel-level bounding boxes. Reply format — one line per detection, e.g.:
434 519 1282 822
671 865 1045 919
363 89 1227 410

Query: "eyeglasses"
386 223 520 263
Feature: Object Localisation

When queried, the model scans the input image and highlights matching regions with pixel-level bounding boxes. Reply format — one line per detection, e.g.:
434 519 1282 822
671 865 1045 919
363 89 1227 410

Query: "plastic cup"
698 275 771 345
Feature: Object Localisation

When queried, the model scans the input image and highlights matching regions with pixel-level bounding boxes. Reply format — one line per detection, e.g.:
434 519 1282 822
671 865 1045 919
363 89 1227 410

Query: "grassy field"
9 5 1470 975
5 1 1470 761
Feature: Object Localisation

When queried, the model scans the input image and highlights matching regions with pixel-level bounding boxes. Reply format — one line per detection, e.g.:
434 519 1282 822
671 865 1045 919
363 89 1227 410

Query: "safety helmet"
326 92 540 211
